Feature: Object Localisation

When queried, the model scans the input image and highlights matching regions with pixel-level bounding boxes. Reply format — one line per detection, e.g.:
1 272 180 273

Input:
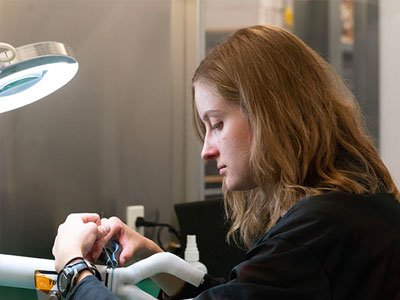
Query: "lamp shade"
0 41 78 113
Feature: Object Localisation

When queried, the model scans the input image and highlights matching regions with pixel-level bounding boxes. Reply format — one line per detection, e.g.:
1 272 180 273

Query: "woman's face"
195 82 256 191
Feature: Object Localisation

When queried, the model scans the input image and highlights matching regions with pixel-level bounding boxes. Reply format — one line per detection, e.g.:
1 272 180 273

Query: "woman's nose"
201 141 219 161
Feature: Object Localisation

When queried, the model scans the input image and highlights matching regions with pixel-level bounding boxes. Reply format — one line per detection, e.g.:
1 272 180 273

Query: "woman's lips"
219 166 227 176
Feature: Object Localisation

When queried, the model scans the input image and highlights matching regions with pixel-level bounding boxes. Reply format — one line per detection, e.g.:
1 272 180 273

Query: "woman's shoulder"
259 191 400 248
282 191 399 224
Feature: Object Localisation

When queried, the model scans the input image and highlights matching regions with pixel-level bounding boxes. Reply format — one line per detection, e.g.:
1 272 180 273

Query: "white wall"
204 0 259 30
380 0 400 186
0 0 203 258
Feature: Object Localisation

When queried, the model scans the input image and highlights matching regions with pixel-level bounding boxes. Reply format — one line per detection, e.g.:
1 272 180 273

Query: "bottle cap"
184 235 199 262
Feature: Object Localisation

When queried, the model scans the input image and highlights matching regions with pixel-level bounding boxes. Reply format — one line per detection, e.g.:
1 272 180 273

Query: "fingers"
55 213 152 268
53 213 103 271
97 224 111 238
90 217 124 260
65 213 102 225
96 217 137 265
89 223 112 261
119 244 135 266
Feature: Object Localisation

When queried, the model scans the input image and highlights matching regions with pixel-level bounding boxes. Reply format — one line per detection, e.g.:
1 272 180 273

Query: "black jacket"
70 192 400 299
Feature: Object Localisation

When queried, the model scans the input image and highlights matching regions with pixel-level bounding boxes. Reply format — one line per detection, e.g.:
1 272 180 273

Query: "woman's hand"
54 214 183 296
92 217 184 296
91 216 163 266
52 213 110 272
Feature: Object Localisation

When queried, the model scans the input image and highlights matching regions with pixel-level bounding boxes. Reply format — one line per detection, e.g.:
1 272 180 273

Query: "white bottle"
184 235 208 273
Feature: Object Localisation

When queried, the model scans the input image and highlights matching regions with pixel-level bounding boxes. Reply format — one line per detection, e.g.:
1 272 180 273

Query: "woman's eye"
211 122 223 131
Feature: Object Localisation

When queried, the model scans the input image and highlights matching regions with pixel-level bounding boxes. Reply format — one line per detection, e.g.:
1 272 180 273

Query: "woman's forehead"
195 88 240 120
195 83 223 107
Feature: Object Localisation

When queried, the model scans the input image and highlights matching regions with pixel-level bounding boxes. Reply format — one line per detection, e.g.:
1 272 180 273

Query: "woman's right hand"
52 213 110 272
92 216 186 297
90 216 163 266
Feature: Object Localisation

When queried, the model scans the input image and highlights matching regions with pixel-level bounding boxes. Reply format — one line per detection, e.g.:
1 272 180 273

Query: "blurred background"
1 0 399 298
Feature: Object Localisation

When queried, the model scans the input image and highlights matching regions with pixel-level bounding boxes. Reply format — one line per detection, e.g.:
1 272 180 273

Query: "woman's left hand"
52 213 110 272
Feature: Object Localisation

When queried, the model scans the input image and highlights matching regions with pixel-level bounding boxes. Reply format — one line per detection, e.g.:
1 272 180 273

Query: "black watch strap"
57 259 101 298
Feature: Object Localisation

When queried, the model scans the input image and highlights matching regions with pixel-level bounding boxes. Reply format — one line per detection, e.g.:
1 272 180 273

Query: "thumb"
89 225 111 260
97 224 111 238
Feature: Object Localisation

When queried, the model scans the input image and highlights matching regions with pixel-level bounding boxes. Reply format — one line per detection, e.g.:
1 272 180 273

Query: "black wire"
136 217 181 249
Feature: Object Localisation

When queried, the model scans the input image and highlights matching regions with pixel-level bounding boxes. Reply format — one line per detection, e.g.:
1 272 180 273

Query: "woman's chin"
224 178 257 192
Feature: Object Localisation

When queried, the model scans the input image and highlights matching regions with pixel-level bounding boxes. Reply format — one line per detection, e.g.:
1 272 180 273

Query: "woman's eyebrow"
202 110 221 121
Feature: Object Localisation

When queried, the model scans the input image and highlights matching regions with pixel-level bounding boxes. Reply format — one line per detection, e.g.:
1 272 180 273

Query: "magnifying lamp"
0 41 79 113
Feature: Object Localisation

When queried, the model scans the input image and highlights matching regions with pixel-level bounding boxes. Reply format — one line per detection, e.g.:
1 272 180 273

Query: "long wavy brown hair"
192 25 399 249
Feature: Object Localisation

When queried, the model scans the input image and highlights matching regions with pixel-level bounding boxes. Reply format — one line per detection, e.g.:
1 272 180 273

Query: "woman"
53 25 400 299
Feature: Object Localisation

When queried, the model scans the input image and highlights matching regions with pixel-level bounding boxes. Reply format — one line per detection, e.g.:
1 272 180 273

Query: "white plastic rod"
113 284 157 300
112 252 205 292
0 254 108 290
0 254 55 289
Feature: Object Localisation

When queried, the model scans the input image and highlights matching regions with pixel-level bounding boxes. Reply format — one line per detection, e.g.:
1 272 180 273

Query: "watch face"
57 270 70 295
56 261 90 297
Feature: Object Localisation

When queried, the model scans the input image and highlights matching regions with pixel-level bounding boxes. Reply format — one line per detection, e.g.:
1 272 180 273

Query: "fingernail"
99 224 110 232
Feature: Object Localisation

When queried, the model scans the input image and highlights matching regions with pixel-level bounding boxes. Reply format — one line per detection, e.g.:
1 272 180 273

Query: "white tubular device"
0 252 205 300
0 254 55 289
110 252 205 300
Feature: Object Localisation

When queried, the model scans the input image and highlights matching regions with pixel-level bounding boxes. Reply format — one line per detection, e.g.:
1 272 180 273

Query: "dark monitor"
174 198 246 279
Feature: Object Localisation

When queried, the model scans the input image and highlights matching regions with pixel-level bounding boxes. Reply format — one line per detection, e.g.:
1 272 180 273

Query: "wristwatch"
57 258 100 298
